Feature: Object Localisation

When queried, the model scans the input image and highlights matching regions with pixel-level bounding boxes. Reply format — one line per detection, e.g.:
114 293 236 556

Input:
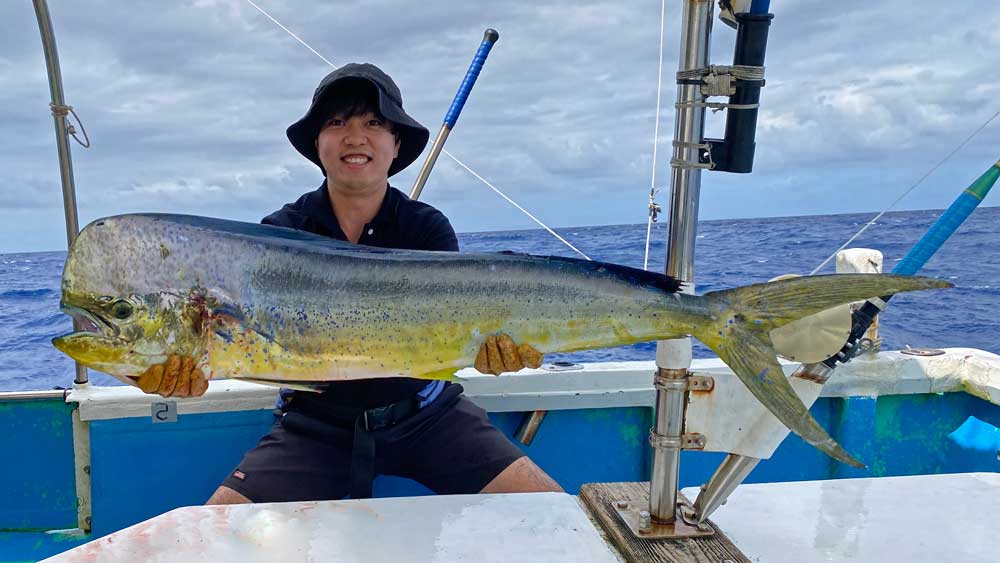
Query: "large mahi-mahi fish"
53 214 949 467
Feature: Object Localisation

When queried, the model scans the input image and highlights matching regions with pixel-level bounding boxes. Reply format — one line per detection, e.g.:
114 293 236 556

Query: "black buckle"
361 404 394 432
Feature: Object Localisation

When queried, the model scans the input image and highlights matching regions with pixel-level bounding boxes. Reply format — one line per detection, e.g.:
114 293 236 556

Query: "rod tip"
483 28 499 43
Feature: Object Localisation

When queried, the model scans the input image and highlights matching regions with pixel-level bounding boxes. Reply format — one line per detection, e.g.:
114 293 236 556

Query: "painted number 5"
152 401 178 423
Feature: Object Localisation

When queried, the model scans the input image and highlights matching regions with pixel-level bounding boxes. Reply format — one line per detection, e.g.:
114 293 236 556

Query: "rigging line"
643 0 668 271
810 110 1000 276
242 0 339 69
443 148 591 260
240 0 587 259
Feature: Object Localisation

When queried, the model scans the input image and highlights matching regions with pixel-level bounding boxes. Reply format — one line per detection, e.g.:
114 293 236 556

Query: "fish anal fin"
415 367 461 382
237 377 327 393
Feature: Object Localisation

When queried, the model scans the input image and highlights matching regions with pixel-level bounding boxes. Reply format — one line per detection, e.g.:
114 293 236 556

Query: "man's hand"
135 355 209 398
474 334 543 376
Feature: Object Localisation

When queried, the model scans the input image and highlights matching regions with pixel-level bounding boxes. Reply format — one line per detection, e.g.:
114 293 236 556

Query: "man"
136 63 562 503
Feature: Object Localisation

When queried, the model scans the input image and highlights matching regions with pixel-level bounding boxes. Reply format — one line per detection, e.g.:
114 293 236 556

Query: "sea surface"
1 207 997 392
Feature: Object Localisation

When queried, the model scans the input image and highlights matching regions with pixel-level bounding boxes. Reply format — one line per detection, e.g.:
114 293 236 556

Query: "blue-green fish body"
53 214 950 467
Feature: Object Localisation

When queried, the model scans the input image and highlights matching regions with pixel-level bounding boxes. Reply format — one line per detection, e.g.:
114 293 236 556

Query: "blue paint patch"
948 416 1000 452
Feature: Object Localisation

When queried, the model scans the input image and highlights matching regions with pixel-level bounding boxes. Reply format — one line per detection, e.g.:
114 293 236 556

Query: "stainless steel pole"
648 0 713 523
32 0 87 385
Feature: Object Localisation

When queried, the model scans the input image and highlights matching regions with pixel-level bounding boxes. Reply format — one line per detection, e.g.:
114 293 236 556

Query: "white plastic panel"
683 473 1000 563
42 493 620 563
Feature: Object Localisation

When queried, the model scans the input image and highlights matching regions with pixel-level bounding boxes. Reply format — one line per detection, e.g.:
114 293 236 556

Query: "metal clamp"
687 375 714 391
654 372 714 393
649 430 707 450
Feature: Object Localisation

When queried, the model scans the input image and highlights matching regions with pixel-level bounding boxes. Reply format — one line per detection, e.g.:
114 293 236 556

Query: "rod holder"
704 12 773 173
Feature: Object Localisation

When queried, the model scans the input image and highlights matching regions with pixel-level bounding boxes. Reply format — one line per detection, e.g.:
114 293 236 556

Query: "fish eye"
111 300 133 320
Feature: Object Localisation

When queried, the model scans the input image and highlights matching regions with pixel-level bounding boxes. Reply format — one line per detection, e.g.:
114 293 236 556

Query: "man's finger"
497 334 524 372
181 357 208 397
474 343 490 374
173 358 193 397
485 335 504 375
160 355 181 396
518 343 544 369
137 364 164 394
189 365 209 397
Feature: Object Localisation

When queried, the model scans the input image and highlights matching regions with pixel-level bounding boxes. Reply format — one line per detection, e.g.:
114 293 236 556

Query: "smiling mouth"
341 155 372 165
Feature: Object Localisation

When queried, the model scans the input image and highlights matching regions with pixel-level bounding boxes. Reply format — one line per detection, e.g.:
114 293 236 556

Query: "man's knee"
479 456 563 494
206 485 253 505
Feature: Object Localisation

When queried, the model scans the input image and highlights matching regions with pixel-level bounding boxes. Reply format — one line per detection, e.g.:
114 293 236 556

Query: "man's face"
316 112 400 195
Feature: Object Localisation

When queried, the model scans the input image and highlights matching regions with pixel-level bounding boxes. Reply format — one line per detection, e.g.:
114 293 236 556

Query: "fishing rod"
410 29 500 200
408 28 566 447
693 157 1000 523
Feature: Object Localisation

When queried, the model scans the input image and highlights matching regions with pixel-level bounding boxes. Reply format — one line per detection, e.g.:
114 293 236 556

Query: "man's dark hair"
319 79 397 137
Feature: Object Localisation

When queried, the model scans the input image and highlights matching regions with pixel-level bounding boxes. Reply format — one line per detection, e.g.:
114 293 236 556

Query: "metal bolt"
615 499 629 509
638 510 652 531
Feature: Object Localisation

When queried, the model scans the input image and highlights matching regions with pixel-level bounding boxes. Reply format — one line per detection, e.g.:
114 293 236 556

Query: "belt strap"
348 397 419 499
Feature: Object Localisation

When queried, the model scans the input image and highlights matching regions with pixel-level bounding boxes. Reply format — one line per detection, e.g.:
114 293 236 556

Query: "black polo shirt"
262 183 459 408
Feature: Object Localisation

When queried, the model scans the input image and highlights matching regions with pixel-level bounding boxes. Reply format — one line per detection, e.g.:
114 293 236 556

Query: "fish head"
51 215 221 385
53 290 207 383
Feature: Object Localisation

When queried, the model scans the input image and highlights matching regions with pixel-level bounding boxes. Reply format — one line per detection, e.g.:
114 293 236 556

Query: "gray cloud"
2 0 998 253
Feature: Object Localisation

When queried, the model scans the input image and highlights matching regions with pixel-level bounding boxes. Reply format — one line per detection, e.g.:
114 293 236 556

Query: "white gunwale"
59 347 1000 422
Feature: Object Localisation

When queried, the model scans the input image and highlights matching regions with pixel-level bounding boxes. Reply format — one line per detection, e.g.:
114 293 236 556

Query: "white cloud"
1 0 998 253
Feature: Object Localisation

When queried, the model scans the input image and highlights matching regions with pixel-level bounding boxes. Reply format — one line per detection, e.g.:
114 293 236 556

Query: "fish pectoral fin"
714 329 865 469
211 304 278 346
212 317 280 349
414 367 461 382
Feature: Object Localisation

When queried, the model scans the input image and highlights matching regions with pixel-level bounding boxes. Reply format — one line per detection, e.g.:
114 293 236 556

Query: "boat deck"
3 349 1000 561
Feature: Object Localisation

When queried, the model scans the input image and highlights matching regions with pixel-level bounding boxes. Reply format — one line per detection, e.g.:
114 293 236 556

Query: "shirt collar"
307 182 402 239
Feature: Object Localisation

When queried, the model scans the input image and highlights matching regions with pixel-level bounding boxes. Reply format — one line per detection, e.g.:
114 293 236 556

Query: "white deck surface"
684 472 1000 563
42 492 621 563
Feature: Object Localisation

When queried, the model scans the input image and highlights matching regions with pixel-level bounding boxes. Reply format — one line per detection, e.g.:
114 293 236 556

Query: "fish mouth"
57 303 119 339
52 303 145 383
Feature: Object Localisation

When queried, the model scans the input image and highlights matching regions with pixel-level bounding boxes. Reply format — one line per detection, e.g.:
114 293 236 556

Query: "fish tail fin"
691 273 951 468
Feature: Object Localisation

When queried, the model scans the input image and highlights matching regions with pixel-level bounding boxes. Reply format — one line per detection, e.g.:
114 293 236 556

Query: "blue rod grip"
750 0 771 14
443 29 499 128
892 192 980 275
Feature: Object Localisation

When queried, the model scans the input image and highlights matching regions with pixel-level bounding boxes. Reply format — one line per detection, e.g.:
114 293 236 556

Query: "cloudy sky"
2 0 998 253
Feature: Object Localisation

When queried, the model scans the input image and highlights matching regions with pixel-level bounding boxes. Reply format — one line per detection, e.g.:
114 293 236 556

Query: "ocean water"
1 207 997 392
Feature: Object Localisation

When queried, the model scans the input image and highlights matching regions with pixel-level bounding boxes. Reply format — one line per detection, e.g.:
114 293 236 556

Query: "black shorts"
220 384 526 503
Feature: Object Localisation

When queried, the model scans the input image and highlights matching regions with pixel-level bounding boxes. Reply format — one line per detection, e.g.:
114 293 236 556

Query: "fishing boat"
3 1 999 561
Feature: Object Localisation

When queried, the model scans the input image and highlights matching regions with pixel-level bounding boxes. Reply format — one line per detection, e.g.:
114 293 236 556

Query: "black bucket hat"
287 63 429 177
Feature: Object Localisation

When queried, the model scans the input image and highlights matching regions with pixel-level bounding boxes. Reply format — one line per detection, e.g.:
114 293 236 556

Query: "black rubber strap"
347 397 419 499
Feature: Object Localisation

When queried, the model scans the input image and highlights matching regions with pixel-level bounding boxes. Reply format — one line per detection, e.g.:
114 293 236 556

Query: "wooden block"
579 482 750 563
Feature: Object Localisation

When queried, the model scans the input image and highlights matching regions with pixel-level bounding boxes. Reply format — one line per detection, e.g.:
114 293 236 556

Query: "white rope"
443 149 591 260
240 0 589 260
242 0 339 69
643 0 668 271
810 110 1000 275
